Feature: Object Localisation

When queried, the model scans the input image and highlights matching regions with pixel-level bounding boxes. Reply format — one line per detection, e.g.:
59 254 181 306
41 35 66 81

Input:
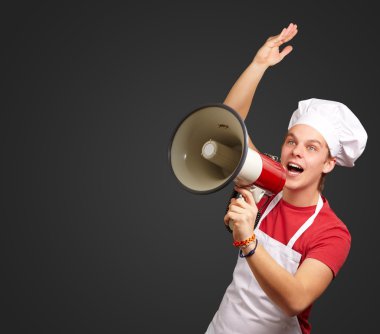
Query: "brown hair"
318 150 333 193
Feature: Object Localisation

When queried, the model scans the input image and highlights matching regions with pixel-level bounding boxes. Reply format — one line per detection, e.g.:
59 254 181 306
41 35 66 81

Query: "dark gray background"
2 1 378 333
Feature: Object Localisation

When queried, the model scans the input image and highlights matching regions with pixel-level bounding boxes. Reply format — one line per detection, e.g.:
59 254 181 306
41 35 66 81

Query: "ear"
323 157 336 174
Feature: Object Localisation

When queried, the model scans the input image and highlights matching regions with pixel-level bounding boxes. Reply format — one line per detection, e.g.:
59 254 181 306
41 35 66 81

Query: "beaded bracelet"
233 233 256 247
239 240 255 249
239 239 258 258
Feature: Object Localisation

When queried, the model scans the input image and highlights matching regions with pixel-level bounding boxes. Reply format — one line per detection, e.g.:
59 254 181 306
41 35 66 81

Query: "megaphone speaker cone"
168 104 248 193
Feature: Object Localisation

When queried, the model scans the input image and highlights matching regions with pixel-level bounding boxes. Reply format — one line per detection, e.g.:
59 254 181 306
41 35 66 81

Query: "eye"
307 145 317 151
287 139 295 145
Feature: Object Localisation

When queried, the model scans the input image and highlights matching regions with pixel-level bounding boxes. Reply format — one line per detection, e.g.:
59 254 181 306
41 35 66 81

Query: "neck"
282 187 321 207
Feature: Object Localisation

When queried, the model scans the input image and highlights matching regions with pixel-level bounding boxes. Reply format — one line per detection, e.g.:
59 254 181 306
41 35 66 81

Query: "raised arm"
224 23 298 150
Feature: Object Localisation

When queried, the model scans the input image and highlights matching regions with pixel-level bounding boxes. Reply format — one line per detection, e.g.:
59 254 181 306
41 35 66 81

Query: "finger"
225 211 241 223
266 28 286 46
279 45 294 58
224 211 239 225
283 27 298 43
290 23 298 33
266 24 297 50
282 23 297 40
266 38 285 49
224 215 230 226
234 186 255 206
229 204 248 214
283 24 292 37
230 198 251 210
229 198 241 207
228 199 248 211
285 22 296 34
268 27 286 41
265 38 281 48
279 27 287 39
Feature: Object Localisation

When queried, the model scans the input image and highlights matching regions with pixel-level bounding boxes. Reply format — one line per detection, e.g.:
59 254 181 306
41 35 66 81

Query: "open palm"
253 23 298 67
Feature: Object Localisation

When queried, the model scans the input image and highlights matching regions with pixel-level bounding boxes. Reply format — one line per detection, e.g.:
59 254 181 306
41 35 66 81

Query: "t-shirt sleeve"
305 222 351 277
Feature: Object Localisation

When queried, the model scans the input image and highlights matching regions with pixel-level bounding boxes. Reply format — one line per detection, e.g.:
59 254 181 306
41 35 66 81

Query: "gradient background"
2 1 378 333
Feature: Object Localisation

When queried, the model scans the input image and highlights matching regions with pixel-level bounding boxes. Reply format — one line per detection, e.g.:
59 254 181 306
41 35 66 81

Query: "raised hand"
253 23 298 68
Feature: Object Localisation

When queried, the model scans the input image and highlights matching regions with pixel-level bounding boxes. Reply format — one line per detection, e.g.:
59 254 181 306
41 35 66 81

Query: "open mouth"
287 162 304 175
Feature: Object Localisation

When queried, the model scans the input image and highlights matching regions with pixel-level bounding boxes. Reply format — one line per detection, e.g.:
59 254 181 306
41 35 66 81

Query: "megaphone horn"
168 104 286 197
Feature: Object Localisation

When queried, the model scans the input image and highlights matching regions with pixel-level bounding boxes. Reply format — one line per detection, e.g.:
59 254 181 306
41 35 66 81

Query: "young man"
205 23 367 334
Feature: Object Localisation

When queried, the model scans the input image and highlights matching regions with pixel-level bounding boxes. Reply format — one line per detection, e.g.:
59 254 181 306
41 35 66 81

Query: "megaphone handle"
226 186 266 233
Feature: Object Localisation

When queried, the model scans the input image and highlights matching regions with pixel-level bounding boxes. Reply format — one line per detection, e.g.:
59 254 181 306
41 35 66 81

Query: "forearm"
223 61 268 121
223 23 297 150
229 186 331 317
242 243 309 316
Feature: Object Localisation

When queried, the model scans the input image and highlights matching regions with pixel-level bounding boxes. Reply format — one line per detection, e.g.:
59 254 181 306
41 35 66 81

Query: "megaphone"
168 104 286 229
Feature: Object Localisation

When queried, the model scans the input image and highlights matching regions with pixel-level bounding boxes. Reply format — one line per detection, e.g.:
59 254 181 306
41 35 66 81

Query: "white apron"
206 192 323 334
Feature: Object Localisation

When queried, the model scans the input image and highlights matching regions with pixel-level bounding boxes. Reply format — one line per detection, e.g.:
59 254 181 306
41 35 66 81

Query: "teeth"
287 163 304 172
289 163 302 169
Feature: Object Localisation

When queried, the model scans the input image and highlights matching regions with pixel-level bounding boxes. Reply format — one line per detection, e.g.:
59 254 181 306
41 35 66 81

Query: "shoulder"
316 197 351 237
302 197 351 276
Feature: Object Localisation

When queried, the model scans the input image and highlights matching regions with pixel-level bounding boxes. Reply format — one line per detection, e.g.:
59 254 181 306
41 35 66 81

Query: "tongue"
289 166 303 174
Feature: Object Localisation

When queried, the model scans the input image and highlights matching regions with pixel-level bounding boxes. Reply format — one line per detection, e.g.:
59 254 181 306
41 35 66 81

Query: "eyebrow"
285 132 324 147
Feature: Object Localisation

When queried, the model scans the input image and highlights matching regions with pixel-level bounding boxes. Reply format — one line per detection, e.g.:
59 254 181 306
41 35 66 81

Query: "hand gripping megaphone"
168 104 286 230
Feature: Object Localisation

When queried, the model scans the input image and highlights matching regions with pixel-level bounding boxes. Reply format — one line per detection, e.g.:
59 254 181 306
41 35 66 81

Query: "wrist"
240 240 256 254
239 239 259 258
249 60 269 72
233 232 256 248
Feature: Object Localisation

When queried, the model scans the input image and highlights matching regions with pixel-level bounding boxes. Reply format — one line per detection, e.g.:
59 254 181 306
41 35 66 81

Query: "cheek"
308 156 326 171
280 146 290 159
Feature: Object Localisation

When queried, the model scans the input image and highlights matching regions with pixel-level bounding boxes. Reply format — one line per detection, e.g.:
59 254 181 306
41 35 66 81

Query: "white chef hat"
288 98 368 167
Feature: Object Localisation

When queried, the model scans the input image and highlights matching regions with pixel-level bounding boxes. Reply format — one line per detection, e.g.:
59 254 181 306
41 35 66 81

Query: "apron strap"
255 192 324 249
255 191 283 231
287 195 323 248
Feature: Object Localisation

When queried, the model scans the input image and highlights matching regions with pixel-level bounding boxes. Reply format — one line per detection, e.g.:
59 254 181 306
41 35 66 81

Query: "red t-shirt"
257 195 351 334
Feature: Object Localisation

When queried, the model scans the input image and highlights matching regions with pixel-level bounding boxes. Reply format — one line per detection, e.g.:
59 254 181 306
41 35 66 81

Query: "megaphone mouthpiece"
201 139 241 174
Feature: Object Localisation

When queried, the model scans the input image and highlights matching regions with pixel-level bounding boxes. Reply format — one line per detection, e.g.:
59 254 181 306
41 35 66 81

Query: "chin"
284 179 299 190
283 184 297 192
283 178 319 194
284 176 309 191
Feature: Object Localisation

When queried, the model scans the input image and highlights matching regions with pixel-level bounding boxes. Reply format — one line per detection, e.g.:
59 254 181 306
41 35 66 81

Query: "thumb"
279 45 293 59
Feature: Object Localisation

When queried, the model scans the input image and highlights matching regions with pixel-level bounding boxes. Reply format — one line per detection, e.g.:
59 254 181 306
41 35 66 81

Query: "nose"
292 144 304 157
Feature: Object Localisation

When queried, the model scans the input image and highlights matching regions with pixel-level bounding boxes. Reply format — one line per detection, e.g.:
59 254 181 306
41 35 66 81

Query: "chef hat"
288 98 367 167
